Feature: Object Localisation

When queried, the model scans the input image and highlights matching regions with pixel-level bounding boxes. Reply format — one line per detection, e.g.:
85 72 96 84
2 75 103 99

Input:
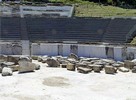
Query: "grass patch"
75 2 136 17
130 37 136 45
49 0 136 17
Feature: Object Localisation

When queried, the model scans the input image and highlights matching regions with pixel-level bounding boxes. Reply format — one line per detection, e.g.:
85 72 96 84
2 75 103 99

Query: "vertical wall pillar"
0 42 2 54
0 17 2 54
20 18 30 55
21 40 30 55
58 43 63 56
0 17 1 39
31 43 41 55
114 47 123 61
62 44 70 56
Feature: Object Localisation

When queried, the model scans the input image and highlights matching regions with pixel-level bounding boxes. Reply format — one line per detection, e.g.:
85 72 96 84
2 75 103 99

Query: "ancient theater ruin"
0 2 136 100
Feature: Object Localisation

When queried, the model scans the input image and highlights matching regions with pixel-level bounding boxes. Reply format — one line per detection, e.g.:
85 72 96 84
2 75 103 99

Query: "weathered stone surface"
132 68 136 73
131 59 136 66
7 55 20 65
18 60 35 73
89 58 100 61
42 56 50 63
80 58 99 62
79 57 88 62
79 57 85 59
38 56 42 62
58 59 69 64
19 56 32 62
131 66 136 73
34 63 40 70
117 61 124 67
124 60 134 69
46 58 60 67
0 67 2 73
88 64 94 69
2 62 15 67
112 63 122 68
0 62 4 73
2 67 13 76
77 67 92 74
75 63 87 68
9 65 19 72
0 55 8 62
60 64 67 68
67 63 75 71
118 67 129 72
68 53 78 60
80 61 92 65
102 59 115 65
67 58 78 64
92 65 103 73
53 56 63 60
31 55 38 60
105 66 116 74
93 61 105 67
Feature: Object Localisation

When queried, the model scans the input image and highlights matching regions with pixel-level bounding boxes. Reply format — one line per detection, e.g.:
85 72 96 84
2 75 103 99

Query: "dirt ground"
0 60 136 100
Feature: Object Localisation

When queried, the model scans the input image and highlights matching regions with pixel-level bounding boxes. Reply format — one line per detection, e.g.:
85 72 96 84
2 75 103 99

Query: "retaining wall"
31 43 136 61
0 41 136 61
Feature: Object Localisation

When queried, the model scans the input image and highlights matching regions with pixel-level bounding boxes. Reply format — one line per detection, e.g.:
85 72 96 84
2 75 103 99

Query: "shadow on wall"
57 44 78 56
105 47 114 59
58 44 63 56
70 45 78 55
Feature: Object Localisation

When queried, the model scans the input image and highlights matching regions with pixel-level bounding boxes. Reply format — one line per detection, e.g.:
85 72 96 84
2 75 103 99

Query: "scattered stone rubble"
1 53 136 76
104 66 117 74
0 55 40 76
33 53 136 74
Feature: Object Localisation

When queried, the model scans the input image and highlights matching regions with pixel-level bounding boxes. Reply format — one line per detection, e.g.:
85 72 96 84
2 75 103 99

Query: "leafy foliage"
90 0 136 7
31 0 136 8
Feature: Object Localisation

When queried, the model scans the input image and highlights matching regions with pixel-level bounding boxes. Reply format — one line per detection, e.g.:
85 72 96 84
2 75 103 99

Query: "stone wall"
0 41 136 61
31 43 136 61
0 41 22 55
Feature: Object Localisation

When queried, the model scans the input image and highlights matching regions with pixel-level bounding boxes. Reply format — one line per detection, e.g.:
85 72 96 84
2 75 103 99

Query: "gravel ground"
0 60 136 100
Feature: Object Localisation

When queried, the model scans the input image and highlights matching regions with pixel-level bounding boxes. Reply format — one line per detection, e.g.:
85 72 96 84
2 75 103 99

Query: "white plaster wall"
78 45 91 57
62 44 71 56
21 40 30 55
31 43 40 55
40 43 58 56
114 46 123 61
1 44 12 55
12 45 22 55
78 45 106 58
30 43 136 61
90 45 107 58
0 42 22 55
